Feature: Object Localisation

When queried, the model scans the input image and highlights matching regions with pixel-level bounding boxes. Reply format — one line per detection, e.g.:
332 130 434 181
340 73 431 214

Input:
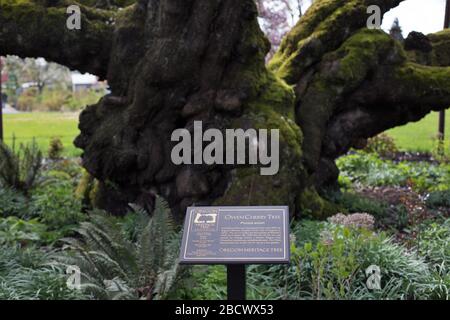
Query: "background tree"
1 0 449 219
21 58 71 94
1 56 71 106
256 0 306 59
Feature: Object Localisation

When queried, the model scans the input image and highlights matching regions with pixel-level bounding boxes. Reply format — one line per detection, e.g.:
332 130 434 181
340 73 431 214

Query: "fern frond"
58 195 181 300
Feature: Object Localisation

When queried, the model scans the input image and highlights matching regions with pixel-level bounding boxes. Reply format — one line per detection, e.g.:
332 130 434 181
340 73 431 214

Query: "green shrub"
0 246 86 300
412 219 450 299
289 224 445 299
48 137 64 160
417 219 450 268
0 138 42 195
186 221 449 300
0 217 48 245
16 89 38 111
57 197 181 300
364 134 398 158
47 159 83 179
290 219 323 247
0 187 32 218
426 190 450 209
187 265 228 300
326 191 387 216
40 90 67 112
325 192 409 231
32 177 84 234
63 89 103 111
337 152 450 192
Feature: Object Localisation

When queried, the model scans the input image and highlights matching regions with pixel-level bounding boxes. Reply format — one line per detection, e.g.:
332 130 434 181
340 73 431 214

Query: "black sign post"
0 56 3 141
438 0 450 154
179 206 290 300
227 264 246 300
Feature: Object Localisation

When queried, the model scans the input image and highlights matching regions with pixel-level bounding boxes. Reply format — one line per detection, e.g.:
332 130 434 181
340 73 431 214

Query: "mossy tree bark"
1 0 449 219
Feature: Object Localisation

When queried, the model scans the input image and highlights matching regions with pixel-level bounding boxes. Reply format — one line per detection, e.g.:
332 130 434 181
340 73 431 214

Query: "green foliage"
63 89 104 112
0 155 84 242
363 133 398 158
180 220 449 300
31 174 84 235
426 190 450 209
188 265 227 300
418 219 450 268
0 246 86 300
290 219 323 247
180 220 323 300
326 191 386 216
0 138 42 194
414 219 450 299
58 197 181 300
326 191 409 231
0 216 47 245
288 224 446 299
0 187 31 218
16 87 103 112
48 137 64 160
337 152 450 192
296 221 449 299
47 159 84 178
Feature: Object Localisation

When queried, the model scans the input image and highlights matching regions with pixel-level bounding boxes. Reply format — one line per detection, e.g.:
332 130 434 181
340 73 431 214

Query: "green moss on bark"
0 1 114 77
429 30 450 67
269 0 369 83
212 12 307 211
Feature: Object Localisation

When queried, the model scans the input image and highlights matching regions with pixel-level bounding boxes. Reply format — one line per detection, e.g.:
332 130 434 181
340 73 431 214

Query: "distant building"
389 18 404 43
71 72 99 92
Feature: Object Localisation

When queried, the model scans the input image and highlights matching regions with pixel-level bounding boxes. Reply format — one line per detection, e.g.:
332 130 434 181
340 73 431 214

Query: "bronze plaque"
179 206 290 264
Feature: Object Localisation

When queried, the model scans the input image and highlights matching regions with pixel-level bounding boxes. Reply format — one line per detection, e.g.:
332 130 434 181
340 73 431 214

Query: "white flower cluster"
328 213 375 230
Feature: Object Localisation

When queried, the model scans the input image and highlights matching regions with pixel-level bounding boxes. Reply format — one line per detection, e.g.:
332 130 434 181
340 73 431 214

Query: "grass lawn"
386 111 450 153
1 111 450 157
3 112 81 157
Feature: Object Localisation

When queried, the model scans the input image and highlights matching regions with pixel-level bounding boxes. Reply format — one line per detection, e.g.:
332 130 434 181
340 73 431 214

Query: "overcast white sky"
381 0 447 35
299 0 447 36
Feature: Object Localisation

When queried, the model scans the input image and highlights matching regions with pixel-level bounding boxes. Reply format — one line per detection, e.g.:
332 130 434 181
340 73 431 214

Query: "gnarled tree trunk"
1 0 449 219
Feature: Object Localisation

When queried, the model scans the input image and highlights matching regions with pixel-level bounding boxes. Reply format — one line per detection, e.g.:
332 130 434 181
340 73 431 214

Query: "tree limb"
269 0 405 83
0 0 116 77
295 27 450 187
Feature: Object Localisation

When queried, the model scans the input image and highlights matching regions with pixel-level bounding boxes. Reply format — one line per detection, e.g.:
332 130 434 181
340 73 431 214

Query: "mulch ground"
355 186 449 246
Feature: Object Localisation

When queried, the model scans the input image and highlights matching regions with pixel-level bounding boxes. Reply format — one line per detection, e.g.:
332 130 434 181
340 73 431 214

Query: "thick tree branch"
325 63 450 159
294 27 450 188
265 0 450 195
269 0 404 83
429 30 450 67
0 0 115 77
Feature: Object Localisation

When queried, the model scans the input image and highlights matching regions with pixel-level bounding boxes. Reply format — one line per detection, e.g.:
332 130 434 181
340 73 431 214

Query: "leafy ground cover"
0 131 449 300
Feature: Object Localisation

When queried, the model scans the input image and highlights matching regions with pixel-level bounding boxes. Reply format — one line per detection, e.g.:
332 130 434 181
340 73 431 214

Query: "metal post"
446 0 450 29
438 0 450 154
227 264 246 300
0 56 3 141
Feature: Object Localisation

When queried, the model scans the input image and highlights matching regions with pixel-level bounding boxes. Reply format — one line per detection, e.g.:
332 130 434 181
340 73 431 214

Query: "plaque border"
179 206 290 265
